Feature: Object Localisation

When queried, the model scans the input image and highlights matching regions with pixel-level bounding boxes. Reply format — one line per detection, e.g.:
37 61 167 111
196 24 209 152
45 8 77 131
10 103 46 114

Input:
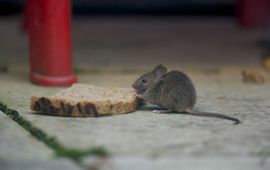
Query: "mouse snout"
132 84 141 94
132 83 137 89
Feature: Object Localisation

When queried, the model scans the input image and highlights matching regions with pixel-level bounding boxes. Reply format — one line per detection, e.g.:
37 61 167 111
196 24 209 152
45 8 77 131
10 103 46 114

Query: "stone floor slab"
0 113 53 161
0 111 80 170
0 159 81 170
83 155 270 170
1 68 270 157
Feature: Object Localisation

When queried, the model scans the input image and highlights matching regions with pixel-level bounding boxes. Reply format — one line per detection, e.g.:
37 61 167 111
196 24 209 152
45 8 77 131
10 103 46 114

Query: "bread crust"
31 84 138 117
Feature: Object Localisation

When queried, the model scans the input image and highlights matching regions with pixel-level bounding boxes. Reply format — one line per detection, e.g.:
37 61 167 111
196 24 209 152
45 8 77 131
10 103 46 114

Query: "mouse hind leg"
152 109 173 113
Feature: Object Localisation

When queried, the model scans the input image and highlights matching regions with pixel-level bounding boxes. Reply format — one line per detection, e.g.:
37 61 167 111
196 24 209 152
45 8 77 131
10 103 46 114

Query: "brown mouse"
132 64 241 124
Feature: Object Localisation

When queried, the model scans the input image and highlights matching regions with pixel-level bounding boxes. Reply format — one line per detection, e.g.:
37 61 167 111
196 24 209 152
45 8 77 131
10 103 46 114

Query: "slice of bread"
31 84 138 117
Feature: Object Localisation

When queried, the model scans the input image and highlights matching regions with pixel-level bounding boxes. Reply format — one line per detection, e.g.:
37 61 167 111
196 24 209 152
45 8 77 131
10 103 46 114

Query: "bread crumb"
217 96 225 100
242 70 265 84
262 56 270 72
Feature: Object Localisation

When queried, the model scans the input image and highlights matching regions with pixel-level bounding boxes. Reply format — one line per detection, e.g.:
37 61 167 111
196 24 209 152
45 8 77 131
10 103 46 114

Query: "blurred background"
0 0 235 16
1 2 270 169
0 0 269 71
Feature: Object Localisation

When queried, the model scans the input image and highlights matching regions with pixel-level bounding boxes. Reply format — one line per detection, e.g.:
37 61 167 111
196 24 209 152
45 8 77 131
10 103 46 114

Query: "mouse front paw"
135 94 144 99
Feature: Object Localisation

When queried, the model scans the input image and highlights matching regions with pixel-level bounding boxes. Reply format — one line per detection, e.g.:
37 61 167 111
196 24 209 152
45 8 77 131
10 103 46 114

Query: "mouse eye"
142 79 147 83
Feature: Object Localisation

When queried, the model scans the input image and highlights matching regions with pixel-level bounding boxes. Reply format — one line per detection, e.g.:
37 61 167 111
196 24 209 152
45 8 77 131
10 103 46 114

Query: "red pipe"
236 0 270 28
22 0 31 31
28 0 77 86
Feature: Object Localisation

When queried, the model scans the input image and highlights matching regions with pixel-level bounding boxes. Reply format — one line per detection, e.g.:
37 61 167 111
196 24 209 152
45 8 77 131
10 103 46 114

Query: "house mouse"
132 64 240 124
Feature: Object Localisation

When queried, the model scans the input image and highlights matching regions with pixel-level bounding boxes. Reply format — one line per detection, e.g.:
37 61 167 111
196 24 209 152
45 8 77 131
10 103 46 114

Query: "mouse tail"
184 109 241 124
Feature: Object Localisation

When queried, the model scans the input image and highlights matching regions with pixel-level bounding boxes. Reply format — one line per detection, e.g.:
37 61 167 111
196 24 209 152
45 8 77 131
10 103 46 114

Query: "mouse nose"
132 84 136 89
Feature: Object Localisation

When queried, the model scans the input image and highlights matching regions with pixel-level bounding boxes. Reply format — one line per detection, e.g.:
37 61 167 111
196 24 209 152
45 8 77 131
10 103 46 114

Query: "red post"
29 0 77 86
236 0 270 28
22 0 31 31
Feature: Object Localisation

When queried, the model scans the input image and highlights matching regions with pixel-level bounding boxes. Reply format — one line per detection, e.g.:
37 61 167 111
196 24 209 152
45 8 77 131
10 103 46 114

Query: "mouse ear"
152 64 167 77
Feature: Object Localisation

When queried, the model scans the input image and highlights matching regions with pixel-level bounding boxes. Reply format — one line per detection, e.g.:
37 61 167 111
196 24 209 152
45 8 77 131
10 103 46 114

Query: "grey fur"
132 65 240 124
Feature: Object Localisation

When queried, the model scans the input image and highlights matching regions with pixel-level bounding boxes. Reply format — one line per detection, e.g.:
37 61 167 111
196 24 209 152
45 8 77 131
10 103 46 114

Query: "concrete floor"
0 16 270 170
